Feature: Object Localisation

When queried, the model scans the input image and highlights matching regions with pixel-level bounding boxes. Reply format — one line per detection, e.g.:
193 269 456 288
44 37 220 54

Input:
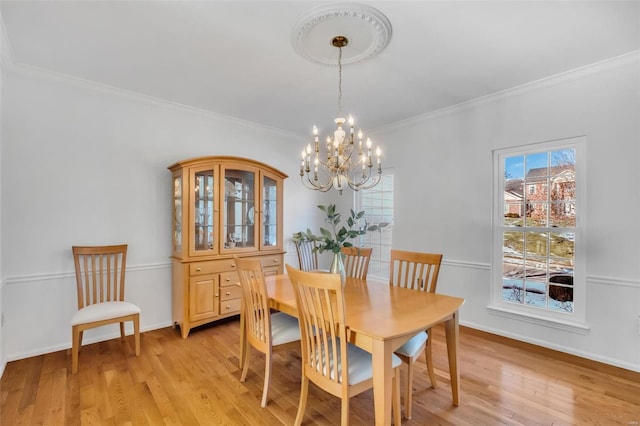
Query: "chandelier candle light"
299 36 382 194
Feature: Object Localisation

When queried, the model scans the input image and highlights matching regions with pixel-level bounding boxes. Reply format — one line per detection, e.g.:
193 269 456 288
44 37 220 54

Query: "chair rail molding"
3 262 172 285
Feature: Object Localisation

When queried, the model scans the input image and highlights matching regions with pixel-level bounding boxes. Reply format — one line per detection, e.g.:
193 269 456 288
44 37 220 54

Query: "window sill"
487 304 590 335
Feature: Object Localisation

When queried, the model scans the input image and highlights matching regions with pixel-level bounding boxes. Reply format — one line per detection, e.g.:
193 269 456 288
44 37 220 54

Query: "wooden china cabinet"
168 156 286 338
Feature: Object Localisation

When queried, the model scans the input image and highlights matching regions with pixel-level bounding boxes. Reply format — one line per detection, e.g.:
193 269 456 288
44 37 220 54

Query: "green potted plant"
296 204 366 282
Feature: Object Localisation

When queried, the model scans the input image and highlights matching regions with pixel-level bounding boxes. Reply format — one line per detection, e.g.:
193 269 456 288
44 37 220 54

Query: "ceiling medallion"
291 2 392 66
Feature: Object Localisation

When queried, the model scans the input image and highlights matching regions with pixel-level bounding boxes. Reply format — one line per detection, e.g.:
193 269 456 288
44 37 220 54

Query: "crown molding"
0 14 16 73
374 50 640 135
5 59 302 141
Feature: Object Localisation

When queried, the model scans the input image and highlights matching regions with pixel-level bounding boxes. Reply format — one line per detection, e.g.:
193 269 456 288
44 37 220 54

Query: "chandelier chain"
337 46 343 117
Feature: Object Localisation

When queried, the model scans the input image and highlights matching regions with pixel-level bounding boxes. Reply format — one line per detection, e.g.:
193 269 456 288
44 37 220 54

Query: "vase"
329 252 346 286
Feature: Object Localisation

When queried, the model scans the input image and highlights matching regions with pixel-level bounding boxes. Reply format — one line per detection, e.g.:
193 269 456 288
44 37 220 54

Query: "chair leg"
425 334 437 388
405 359 414 419
71 325 81 374
393 366 401 425
240 347 251 383
120 321 126 339
133 315 140 357
294 376 309 426
340 395 349 426
261 351 272 408
239 309 246 369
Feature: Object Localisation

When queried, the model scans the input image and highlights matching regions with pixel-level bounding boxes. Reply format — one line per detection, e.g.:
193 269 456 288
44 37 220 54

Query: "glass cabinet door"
190 167 217 256
172 174 183 255
261 172 283 250
222 167 257 251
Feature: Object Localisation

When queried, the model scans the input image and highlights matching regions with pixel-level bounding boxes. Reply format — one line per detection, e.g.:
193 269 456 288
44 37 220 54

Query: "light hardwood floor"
1 318 639 425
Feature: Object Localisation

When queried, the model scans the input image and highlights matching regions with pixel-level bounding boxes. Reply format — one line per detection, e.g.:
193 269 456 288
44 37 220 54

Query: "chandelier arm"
347 172 382 191
346 164 382 188
300 171 334 192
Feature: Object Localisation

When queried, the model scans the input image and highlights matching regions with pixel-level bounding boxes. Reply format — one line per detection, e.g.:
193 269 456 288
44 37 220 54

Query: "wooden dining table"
239 274 465 426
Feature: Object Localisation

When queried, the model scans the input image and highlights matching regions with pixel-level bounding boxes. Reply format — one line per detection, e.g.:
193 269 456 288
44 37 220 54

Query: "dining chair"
294 237 318 271
340 246 372 279
71 244 141 374
235 257 300 407
286 264 401 426
389 249 443 419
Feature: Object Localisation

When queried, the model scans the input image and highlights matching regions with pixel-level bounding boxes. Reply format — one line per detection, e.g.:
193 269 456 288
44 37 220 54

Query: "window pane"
526 180 548 201
525 232 547 257
503 278 524 304
504 178 524 226
505 155 525 180
550 257 573 272
503 229 524 305
550 232 574 259
550 202 575 227
549 284 573 312
525 203 548 227
524 280 546 307
504 231 524 258
551 148 575 168
525 152 548 176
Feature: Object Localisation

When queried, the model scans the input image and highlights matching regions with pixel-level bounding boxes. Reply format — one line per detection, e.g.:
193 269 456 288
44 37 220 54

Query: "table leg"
372 339 393 426
444 310 460 406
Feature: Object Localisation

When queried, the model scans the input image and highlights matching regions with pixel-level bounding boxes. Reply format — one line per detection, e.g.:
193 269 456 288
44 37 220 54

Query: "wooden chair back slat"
72 245 128 309
341 247 372 280
235 257 272 352
287 265 347 393
389 250 442 292
295 239 318 271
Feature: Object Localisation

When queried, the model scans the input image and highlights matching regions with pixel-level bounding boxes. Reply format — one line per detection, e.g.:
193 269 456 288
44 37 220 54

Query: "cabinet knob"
215 293 219 297
273 259 278 262
231 264 236 268
225 277 230 281
196 267 202 272
225 291 231 296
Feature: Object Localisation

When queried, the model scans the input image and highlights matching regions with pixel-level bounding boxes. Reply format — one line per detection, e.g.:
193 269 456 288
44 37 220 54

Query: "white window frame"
355 173 394 280
489 136 589 334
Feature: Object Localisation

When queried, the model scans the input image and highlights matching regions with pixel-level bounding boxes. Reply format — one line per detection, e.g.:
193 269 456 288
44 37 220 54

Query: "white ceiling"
2 1 639 138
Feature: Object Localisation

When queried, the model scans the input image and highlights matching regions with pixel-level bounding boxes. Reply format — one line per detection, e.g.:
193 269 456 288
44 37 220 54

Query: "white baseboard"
460 319 640 373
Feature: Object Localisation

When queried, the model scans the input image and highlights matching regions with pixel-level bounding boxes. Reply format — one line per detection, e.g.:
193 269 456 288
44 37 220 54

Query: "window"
358 174 393 278
492 137 586 330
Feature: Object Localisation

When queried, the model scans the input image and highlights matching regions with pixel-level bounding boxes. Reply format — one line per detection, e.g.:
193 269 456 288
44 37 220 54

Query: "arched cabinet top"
168 155 288 179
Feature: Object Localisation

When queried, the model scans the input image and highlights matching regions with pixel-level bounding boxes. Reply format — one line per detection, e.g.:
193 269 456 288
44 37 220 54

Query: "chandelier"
298 36 382 195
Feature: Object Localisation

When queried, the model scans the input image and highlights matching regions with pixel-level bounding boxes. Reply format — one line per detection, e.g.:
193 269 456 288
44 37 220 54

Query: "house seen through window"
495 138 583 320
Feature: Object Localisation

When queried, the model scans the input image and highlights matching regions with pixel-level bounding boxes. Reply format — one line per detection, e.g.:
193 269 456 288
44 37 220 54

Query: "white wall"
2 49 638 375
0 26 4 377
0 7 7 377
373 53 640 371
0 66 324 365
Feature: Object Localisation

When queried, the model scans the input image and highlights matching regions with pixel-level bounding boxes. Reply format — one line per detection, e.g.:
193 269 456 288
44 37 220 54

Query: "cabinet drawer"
220 271 239 287
220 285 242 301
220 298 241 314
190 259 237 275
260 255 282 269
263 267 280 277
